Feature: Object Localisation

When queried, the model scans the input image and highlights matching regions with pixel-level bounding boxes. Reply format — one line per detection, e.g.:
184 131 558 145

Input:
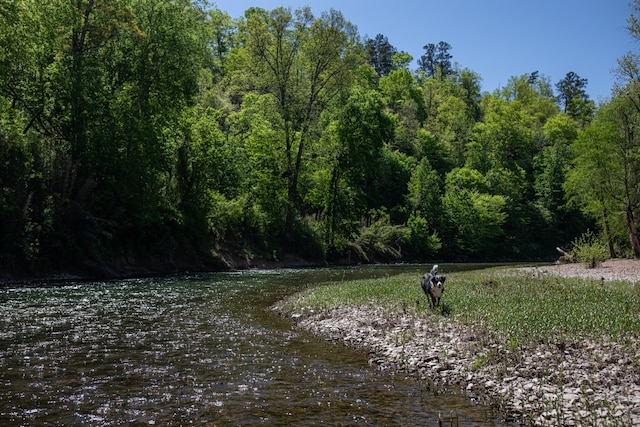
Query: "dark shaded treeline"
1 1 639 280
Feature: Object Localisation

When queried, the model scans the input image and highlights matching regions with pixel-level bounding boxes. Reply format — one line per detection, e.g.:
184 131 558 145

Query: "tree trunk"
284 84 317 238
625 205 640 258
327 166 342 252
601 206 616 258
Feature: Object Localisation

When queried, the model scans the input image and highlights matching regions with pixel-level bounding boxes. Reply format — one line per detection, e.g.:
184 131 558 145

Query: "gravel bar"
273 260 640 426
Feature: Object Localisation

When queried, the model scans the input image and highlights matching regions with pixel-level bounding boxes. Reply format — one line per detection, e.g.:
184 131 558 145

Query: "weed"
277 266 640 426
394 330 412 347
438 410 460 427
470 354 489 371
283 267 640 347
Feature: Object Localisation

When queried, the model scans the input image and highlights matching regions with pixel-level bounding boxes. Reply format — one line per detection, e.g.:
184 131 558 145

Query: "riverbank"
0 250 325 286
272 260 640 426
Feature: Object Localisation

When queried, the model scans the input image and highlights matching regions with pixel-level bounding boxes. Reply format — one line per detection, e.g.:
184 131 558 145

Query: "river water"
1 265 512 426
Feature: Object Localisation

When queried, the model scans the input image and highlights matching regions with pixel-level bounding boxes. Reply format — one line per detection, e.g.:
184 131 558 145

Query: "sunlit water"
1 265 514 426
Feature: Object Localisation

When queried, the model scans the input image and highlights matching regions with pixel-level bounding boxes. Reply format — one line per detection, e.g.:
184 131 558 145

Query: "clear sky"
215 0 635 103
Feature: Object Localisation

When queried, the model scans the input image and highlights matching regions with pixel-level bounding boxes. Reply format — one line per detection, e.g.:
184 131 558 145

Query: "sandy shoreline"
274 260 640 426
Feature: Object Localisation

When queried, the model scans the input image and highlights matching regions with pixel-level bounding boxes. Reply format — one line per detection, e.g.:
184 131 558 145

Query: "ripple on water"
1 269 512 426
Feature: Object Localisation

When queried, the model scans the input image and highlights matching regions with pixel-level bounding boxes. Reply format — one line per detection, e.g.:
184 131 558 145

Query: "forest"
1 0 640 278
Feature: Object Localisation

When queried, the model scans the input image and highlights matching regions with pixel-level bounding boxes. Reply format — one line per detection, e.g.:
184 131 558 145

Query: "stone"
281 291 640 427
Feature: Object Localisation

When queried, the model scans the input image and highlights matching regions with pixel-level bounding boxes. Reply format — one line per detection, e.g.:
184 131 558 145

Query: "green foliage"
283 268 640 343
442 171 507 256
407 157 442 228
320 85 394 253
565 97 640 257
3 1 636 275
555 71 592 121
365 34 397 77
346 209 406 262
369 147 413 222
570 231 609 268
445 167 487 193
405 212 442 258
535 114 576 213
414 129 449 171
228 93 288 237
418 41 454 80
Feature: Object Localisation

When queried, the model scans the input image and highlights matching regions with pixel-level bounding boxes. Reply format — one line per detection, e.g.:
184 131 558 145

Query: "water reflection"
1 265 513 426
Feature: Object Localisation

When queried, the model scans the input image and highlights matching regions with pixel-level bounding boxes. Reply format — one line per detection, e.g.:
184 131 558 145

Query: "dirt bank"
273 260 640 426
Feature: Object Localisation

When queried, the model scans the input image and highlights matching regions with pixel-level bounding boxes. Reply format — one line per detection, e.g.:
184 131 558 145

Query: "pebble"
279 303 640 425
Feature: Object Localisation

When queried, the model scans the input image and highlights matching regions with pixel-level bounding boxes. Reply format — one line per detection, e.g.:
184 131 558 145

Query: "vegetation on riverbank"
3 2 640 278
282 267 640 344
275 266 640 425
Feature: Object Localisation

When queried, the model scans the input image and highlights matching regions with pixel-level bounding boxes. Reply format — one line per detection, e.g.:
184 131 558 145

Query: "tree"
3 2 626 272
408 157 443 231
533 113 584 246
468 95 534 176
555 71 593 121
226 93 289 245
501 73 556 109
239 7 360 239
441 185 507 256
0 1 52 267
565 99 640 258
467 85 561 256
365 34 397 77
603 0 640 257
458 68 483 122
322 86 394 252
174 104 244 250
535 114 578 216
93 0 208 232
379 67 419 111
430 95 472 167
626 0 640 41
418 41 453 79
417 43 436 78
378 59 424 154
0 0 140 268
368 147 414 222
0 0 215 271
206 8 236 80
419 70 481 168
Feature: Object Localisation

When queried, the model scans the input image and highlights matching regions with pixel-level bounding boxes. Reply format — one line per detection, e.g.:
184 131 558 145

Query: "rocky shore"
273 260 640 426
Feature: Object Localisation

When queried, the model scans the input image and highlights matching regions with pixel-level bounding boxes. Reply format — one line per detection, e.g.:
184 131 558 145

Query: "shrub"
347 209 407 262
571 230 609 268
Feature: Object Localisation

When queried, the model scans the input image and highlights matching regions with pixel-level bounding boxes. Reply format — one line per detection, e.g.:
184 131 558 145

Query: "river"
1 264 513 426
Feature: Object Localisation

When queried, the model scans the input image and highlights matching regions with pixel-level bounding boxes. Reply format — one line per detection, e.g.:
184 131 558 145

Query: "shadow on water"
0 264 517 426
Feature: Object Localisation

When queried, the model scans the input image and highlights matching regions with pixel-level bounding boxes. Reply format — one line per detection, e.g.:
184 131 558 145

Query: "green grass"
284 267 640 344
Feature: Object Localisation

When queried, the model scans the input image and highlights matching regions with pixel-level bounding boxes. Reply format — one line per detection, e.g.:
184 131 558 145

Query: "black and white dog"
420 264 446 309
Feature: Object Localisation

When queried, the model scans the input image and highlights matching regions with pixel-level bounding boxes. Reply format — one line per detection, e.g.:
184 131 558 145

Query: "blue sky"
215 1 635 103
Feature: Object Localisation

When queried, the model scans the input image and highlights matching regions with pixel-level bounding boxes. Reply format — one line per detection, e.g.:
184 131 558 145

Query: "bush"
347 209 407 262
571 230 609 268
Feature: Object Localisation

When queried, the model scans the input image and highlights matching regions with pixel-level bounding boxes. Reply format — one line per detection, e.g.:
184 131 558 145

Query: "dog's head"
431 275 446 296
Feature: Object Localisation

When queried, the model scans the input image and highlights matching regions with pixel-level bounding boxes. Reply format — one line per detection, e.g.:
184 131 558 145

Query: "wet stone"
289 303 640 426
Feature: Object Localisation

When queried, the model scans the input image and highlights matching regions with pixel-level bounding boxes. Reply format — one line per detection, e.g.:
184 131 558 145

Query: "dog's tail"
430 264 438 275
